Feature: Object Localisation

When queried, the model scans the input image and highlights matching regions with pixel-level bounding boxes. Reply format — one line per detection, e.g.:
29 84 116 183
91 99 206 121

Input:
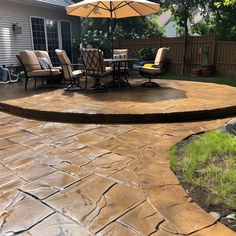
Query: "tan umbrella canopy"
66 0 160 18
66 0 160 54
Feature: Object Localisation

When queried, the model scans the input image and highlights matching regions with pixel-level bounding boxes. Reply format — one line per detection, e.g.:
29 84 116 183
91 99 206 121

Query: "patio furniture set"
16 47 169 91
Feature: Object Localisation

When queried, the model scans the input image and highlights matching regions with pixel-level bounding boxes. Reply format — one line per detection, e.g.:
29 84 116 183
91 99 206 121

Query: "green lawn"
170 130 236 208
164 75 236 87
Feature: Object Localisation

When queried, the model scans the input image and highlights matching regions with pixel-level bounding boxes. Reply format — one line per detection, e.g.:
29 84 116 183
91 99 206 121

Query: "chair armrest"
70 63 84 66
144 61 154 64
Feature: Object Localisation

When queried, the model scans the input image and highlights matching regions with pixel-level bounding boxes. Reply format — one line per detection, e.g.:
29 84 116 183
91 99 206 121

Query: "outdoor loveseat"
17 50 61 90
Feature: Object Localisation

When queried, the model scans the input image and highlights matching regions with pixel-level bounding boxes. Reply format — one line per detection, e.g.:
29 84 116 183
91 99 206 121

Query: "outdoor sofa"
17 50 61 90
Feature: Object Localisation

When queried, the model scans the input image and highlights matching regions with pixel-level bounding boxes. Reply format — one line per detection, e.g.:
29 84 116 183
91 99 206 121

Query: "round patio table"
104 58 138 89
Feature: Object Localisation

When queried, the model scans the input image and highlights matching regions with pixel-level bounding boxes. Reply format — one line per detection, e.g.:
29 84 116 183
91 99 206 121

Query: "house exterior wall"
164 21 178 38
0 0 80 65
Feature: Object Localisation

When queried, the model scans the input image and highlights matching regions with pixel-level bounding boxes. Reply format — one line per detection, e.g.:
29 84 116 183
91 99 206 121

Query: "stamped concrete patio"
0 79 236 235
1 79 236 123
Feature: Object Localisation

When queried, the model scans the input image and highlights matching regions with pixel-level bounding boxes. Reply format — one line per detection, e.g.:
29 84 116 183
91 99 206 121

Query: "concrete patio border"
1 102 236 124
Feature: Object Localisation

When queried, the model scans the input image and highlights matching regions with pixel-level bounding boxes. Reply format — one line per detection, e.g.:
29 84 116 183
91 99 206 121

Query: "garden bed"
169 130 236 231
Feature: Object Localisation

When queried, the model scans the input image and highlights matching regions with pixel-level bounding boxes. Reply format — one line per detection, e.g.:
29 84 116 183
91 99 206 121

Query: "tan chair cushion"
105 66 113 73
20 50 41 72
140 66 161 75
113 49 128 57
55 49 73 80
53 66 62 70
72 70 83 76
28 69 60 77
85 66 113 77
154 47 169 67
34 51 53 67
102 66 113 76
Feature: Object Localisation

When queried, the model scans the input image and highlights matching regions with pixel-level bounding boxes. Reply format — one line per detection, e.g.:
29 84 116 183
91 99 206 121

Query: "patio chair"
113 49 128 62
136 47 169 87
17 50 61 90
80 48 113 92
55 49 83 91
34 50 61 70
113 49 129 75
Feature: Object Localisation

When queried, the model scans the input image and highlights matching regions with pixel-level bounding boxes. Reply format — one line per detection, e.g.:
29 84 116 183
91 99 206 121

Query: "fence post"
212 34 217 66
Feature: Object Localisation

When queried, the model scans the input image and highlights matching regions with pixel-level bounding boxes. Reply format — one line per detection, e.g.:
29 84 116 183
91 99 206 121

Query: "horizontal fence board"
117 35 236 78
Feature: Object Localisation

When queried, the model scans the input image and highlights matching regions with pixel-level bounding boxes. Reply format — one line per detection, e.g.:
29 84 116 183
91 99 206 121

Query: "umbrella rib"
125 1 142 16
86 2 101 17
113 2 128 10
89 2 110 11
135 2 160 12
100 1 112 11
112 1 159 13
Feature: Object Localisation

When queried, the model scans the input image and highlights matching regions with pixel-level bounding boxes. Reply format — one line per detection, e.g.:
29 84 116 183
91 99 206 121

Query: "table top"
104 58 138 62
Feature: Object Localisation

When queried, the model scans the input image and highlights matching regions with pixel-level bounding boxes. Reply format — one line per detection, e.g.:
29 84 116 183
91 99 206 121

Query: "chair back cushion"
55 49 73 80
113 49 128 58
34 51 53 67
20 50 41 72
80 49 105 76
154 47 169 68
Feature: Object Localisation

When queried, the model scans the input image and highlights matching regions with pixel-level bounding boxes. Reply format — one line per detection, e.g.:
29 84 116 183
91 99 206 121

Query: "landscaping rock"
210 212 222 221
219 120 236 136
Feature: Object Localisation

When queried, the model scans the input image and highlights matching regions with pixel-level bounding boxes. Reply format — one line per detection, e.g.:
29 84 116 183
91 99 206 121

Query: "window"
46 20 60 64
61 21 72 60
30 17 72 65
31 17 47 51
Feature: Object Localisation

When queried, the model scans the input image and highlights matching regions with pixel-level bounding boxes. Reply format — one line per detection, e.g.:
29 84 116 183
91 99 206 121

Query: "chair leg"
64 77 82 91
84 75 88 91
141 77 160 87
25 77 28 90
34 78 37 88
124 71 132 89
88 77 107 92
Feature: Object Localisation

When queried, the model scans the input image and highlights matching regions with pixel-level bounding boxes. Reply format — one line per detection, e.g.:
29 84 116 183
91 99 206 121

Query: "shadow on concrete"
62 83 187 103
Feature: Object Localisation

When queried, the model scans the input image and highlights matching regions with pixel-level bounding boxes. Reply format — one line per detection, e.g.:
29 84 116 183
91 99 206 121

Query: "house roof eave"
5 0 74 10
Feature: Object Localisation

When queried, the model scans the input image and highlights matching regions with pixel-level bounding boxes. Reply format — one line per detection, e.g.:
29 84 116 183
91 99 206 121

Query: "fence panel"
117 35 236 77
215 41 236 77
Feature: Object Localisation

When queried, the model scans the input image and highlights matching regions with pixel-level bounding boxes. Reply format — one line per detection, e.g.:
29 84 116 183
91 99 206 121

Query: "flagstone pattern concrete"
0 111 235 235
1 80 236 123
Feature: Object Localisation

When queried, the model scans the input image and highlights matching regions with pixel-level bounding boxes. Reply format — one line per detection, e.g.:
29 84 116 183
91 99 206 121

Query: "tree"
191 0 236 41
80 17 163 56
155 0 206 75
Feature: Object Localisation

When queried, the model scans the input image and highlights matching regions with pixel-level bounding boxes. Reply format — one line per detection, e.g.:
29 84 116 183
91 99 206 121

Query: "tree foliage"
215 0 236 6
154 0 206 75
153 0 236 74
191 1 236 41
80 16 162 54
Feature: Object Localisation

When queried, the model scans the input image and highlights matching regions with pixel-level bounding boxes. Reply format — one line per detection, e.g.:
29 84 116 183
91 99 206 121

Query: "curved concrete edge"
1 103 236 124
163 126 236 235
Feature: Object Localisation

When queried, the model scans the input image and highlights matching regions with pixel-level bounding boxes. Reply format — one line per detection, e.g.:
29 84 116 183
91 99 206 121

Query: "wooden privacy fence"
116 35 236 77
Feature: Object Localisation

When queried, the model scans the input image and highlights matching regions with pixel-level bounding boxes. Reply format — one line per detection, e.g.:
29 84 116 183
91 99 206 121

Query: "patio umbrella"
66 0 160 55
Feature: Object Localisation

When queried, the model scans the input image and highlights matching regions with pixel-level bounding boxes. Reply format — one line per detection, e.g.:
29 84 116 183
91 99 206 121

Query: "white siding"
0 0 80 65
36 0 74 6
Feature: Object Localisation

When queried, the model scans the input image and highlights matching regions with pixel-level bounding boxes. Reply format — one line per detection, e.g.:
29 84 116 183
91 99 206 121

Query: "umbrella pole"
110 2 114 58
111 21 114 58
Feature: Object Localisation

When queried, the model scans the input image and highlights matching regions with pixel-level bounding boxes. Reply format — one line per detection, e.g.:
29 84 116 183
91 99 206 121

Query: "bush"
137 48 156 61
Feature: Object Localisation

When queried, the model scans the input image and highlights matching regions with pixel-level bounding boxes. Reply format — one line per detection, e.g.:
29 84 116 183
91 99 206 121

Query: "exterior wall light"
12 23 22 34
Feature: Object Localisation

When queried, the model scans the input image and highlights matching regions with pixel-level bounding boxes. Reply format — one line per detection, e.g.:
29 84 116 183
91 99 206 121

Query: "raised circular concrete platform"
1 80 236 123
